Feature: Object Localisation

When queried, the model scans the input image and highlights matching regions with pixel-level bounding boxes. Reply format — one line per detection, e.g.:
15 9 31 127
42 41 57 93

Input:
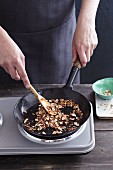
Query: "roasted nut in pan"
23 99 83 135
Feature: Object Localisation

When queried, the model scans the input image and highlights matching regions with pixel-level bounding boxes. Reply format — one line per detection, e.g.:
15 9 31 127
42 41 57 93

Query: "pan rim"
13 87 91 139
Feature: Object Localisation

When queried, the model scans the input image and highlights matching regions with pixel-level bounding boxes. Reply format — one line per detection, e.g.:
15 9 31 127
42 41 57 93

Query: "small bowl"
92 78 113 100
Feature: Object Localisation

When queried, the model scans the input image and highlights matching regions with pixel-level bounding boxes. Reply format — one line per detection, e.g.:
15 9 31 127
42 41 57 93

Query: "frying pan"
13 60 91 140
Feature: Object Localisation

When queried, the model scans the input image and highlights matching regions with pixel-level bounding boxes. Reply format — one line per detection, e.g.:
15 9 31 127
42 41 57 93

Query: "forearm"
0 26 6 35
0 26 30 88
78 0 100 26
0 26 5 38
73 0 100 66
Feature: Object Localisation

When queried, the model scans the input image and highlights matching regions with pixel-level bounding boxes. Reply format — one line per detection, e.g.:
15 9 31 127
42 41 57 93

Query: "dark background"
75 0 113 84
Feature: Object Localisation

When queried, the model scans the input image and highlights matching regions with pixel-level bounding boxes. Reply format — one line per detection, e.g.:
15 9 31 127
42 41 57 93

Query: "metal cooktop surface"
0 97 95 155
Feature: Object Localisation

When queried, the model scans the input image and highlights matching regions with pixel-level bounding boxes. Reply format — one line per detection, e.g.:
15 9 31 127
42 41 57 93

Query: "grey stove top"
0 97 95 155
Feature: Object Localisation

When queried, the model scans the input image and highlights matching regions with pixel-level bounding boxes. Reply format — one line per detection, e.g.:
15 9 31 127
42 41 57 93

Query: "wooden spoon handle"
29 84 41 100
29 84 56 115
29 84 50 107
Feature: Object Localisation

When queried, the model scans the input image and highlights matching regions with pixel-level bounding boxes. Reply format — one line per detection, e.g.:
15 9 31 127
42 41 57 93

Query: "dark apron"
0 0 80 84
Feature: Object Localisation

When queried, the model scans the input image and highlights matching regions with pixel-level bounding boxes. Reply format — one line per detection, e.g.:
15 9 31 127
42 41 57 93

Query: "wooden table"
0 84 113 170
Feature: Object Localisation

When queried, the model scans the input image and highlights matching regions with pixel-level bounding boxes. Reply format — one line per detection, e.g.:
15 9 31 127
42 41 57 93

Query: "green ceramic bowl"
92 78 113 100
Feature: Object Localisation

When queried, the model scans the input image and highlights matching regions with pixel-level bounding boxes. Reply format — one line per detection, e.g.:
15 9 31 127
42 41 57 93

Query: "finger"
77 46 87 67
2 66 10 74
93 44 97 50
16 60 30 88
20 53 25 68
86 48 91 62
9 66 20 80
72 41 77 63
90 43 97 57
90 49 94 57
15 70 21 80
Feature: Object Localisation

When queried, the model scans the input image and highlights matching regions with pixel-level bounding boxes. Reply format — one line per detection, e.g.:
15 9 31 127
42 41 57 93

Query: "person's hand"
0 27 30 88
72 19 98 67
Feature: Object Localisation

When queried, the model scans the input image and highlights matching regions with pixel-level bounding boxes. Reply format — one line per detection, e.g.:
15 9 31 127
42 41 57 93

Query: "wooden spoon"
29 84 56 115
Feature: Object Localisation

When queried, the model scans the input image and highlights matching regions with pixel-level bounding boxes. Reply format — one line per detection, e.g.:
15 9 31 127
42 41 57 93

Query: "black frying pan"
13 60 91 140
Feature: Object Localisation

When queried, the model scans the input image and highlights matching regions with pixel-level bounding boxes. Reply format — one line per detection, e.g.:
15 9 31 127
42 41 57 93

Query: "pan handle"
65 58 82 89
